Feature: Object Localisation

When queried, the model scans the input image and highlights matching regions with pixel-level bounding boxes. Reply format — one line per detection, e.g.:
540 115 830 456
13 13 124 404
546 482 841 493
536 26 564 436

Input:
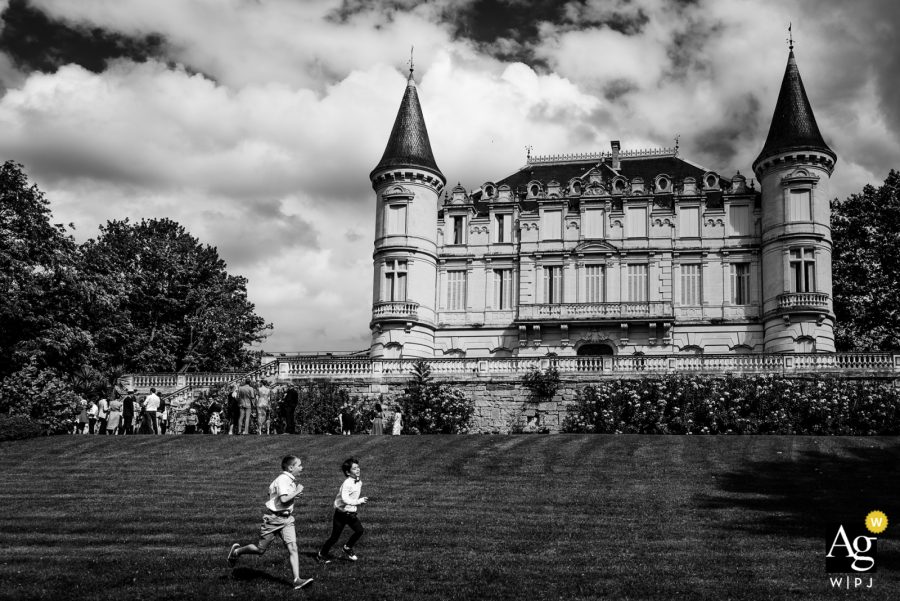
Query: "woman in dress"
371 403 384 435
106 397 123 435
392 410 402 435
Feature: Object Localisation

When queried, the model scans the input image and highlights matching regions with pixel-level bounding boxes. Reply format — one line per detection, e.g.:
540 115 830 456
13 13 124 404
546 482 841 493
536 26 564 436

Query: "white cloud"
1 0 899 352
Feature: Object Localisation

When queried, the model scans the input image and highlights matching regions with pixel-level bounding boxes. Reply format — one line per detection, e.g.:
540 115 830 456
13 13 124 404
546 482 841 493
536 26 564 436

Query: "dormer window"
530 184 540 197
613 177 627 194
704 173 719 189
452 215 466 245
572 181 582 195
654 174 672 193
484 185 495 198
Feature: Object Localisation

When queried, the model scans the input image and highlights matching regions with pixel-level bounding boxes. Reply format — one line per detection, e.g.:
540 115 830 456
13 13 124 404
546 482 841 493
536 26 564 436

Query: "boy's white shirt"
266 471 300 513
334 477 362 512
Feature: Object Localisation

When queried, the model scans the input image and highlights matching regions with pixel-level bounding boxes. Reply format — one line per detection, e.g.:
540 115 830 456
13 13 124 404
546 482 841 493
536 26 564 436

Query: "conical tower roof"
371 70 444 182
754 50 835 169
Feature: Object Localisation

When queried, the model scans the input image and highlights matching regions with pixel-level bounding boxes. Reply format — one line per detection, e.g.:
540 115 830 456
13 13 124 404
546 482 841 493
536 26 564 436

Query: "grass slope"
0 435 897 600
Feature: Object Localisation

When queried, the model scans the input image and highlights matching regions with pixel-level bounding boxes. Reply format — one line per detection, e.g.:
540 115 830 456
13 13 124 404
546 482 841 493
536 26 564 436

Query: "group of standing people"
225 378 273 435
73 387 166 435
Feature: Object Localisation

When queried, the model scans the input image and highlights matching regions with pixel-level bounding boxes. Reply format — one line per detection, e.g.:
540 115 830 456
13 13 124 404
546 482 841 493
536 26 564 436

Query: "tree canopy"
0 160 95 379
831 169 900 352
80 218 272 373
1 161 271 383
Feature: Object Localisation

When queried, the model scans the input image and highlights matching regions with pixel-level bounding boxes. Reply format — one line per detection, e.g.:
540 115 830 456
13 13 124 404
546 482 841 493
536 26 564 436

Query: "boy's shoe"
227 543 240 567
293 577 314 590
342 545 358 561
315 552 332 565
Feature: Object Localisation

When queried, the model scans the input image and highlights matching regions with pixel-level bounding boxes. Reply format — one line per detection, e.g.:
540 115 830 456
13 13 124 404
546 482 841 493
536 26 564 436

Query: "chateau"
368 48 837 359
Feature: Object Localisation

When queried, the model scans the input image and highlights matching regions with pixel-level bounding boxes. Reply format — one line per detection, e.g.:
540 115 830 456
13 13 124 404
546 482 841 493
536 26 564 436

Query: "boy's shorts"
257 514 296 551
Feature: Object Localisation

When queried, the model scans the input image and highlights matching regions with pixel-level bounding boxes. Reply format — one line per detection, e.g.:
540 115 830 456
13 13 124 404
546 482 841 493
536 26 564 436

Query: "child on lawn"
316 457 368 563
227 455 314 590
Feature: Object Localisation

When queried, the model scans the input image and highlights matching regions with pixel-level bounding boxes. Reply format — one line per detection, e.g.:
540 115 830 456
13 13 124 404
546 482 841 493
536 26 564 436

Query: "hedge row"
561 375 900 435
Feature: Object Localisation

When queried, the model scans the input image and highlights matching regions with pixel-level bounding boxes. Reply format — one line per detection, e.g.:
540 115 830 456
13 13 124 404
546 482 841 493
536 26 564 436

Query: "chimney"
611 140 621 170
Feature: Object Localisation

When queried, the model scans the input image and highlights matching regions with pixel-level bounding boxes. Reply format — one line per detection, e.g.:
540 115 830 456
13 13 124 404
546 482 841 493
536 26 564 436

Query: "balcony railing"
372 301 419 319
777 292 829 310
517 301 674 321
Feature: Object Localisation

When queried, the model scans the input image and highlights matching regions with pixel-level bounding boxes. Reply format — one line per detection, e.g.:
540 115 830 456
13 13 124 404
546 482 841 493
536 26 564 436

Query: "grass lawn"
0 434 897 600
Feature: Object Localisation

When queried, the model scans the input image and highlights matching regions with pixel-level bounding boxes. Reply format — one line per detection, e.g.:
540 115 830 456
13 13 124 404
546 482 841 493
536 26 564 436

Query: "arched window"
577 343 615 356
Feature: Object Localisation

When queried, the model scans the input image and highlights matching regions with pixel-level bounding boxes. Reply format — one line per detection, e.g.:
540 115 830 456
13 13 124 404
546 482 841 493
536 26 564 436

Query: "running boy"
227 455 314 590
316 457 368 563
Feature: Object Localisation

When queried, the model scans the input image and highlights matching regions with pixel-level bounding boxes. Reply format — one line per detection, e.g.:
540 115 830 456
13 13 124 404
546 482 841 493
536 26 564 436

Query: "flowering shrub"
0 414 44 441
522 366 561 402
561 375 900 435
396 360 474 434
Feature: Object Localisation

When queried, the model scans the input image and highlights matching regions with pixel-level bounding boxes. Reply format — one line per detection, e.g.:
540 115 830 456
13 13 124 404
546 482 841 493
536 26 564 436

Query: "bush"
0 414 44 441
395 361 474 434
0 359 81 434
522 366 561 402
561 375 900 435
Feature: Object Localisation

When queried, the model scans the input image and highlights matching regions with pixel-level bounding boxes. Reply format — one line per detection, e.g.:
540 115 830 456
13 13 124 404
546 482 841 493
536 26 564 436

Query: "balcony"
776 292 829 311
517 301 674 322
372 301 419 320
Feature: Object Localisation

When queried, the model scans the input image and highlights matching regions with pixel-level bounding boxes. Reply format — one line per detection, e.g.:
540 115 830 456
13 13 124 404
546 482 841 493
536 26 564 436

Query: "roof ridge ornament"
407 45 414 78
787 22 793 51
526 146 677 165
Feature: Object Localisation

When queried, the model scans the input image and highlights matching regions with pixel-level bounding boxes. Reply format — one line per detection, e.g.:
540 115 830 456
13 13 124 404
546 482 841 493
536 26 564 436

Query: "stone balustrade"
125 353 900 396
777 292 830 310
518 301 674 321
372 301 419 319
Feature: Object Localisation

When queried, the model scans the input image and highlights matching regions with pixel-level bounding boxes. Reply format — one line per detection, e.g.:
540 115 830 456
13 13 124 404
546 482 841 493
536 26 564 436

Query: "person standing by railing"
106 397 122 435
122 388 137 435
283 385 299 434
237 378 256 435
257 380 271 435
87 399 98 434
97 397 109 435
142 388 161 434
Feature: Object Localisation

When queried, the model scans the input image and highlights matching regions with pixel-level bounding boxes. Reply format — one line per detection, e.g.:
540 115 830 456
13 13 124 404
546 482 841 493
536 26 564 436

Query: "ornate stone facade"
370 50 836 358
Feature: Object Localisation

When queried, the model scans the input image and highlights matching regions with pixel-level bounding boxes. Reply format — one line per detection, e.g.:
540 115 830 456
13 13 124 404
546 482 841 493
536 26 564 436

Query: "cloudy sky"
1 0 898 352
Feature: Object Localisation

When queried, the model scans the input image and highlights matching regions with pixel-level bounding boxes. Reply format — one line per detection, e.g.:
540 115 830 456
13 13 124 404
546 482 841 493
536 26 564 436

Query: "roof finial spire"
787 22 793 51
674 133 680 156
407 45 414 78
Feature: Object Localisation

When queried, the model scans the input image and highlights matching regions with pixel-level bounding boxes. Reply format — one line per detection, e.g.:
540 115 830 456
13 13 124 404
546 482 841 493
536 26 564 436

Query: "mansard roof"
754 50 834 168
495 152 707 194
371 70 445 182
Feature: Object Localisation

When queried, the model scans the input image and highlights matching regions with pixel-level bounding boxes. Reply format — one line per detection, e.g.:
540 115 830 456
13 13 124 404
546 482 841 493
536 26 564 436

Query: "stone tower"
369 67 445 358
754 48 837 352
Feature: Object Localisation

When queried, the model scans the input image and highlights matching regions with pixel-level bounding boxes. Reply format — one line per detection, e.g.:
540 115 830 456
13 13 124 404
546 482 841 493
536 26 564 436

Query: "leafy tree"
0 161 96 379
831 170 900 351
79 218 271 373
0 357 81 434
395 360 474 434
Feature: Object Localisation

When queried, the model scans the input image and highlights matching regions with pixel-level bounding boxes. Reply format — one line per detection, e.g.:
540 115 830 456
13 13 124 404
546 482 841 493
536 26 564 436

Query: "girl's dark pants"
321 509 364 553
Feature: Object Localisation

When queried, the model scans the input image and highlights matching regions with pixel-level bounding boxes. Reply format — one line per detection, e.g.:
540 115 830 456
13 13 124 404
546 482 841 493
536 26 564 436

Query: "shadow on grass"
228 567 292 586
702 440 900 568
